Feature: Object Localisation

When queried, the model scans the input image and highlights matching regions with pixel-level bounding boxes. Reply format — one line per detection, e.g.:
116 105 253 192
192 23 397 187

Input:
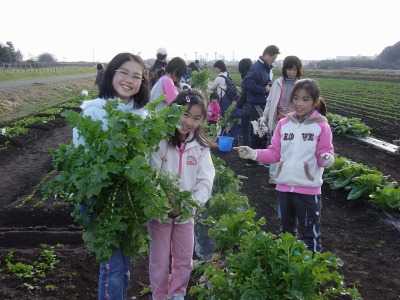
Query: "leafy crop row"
323 155 400 211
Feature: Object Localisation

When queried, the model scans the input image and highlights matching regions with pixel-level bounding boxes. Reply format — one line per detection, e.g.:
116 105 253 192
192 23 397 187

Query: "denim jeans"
79 203 132 300
241 103 267 147
98 245 131 300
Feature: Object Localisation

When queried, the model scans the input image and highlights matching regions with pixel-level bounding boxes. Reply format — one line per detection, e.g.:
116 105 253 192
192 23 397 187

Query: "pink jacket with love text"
255 110 334 195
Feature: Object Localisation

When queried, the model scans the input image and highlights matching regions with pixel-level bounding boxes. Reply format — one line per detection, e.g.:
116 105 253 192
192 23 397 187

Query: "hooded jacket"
255 110 334 195
150 137 215 207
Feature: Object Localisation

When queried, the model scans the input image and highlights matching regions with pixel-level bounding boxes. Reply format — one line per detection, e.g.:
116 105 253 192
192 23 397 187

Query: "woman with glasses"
72 52 150 300
150 57 187 111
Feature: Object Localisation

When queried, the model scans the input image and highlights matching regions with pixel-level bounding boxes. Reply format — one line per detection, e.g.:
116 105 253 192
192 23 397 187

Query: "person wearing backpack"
241 45 280 166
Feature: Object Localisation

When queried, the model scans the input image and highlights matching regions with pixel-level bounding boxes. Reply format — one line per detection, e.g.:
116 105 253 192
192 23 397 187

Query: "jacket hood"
287 110 327 124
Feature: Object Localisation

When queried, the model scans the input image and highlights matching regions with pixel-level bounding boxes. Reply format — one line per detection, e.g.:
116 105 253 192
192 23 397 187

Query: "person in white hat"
149 47 168 87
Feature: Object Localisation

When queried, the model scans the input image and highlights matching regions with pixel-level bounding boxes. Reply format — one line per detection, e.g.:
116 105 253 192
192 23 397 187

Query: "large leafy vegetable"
42 99 199 262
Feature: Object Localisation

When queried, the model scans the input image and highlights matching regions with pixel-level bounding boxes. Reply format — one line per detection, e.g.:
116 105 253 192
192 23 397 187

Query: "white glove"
258 122 268 137
234 146 257 160
251 120 268 137
320 153 334 168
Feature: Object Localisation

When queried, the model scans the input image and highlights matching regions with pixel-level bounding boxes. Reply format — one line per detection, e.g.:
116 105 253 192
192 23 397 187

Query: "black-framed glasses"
115 69 143 82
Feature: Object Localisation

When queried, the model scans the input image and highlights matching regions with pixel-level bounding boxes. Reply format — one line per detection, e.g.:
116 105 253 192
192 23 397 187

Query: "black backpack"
219 75 239 100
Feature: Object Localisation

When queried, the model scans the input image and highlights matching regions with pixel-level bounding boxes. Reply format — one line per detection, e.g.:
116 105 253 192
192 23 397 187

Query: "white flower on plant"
1 128 5 135
81 89 88 96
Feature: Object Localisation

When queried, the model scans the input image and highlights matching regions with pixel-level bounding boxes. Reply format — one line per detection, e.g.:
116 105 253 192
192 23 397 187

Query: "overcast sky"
2 0 399 63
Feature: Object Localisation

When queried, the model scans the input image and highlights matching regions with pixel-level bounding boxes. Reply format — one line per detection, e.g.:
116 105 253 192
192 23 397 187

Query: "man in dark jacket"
242 45 280 166
149 47 168 88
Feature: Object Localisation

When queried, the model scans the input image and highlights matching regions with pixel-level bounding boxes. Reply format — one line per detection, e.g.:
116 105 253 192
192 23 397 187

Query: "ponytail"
315 98 327 116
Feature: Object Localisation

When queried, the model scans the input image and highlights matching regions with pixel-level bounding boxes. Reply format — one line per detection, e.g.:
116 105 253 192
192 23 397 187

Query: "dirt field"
0 79 399 299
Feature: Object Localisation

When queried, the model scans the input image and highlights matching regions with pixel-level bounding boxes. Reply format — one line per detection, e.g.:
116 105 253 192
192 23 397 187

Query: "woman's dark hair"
98 52 150 108
168 89 213 148
155 57 187 83
209 91 219 100
238 58 252 79
282 56 302 79
289 79 327 116
213 60 226 72
96 63 104 70
188 62 200 72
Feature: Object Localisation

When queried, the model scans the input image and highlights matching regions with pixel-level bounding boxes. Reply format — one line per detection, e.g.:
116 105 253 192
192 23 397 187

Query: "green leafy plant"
202 192 250 222
189 69 214 94
211 155 242 195
369 185 400 212
190 231 361 299
2 244 62 282
327 113 371 137
217 103 239 134
345 173 393 200
208 209 266 250
39 108 63 115
0 125 28 137
14 115 56 127
41 99 200 262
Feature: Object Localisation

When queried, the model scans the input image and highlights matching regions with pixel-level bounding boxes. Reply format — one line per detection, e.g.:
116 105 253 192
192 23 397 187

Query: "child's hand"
320 153 334 168
233 146 257 160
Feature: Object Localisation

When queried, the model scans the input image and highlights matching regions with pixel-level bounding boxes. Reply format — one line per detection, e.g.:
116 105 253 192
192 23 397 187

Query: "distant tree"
15 49 23 62
38 52 57 63
5 41 16 63
376 41 400 64
0 43 10 62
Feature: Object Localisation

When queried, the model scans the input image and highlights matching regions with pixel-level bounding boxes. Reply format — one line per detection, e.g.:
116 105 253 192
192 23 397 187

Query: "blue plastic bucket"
218 136 234 153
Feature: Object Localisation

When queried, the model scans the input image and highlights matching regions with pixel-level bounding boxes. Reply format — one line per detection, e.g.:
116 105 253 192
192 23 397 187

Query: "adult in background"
207 60 229 118
259 55 303 184
234 58 253 146
241 45 280 166
149 47 168 88
94 63 104 86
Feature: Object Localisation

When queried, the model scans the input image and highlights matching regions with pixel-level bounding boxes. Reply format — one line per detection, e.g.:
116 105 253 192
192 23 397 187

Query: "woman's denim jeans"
98 246 131 300
78 202 131 300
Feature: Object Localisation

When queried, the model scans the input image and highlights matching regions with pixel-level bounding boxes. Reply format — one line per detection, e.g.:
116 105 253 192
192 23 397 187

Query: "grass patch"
0 67 96 82
0 77 98 123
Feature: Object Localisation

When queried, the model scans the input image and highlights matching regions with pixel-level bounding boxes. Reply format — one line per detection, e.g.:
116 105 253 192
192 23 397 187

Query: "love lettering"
282 133 315 141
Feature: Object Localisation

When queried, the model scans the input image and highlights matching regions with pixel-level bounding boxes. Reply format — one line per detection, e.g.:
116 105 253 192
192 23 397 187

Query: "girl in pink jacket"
150 57 187 111
148 89 215 300
235 79 334 254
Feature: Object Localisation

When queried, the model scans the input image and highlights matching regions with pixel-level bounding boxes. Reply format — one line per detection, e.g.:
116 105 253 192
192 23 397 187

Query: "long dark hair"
98 52 150 107
168 89 213 148
289 79 327 116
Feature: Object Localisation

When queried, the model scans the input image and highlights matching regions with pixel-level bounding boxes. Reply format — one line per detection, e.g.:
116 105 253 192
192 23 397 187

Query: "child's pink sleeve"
216 104 221 115
162 77 179 105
